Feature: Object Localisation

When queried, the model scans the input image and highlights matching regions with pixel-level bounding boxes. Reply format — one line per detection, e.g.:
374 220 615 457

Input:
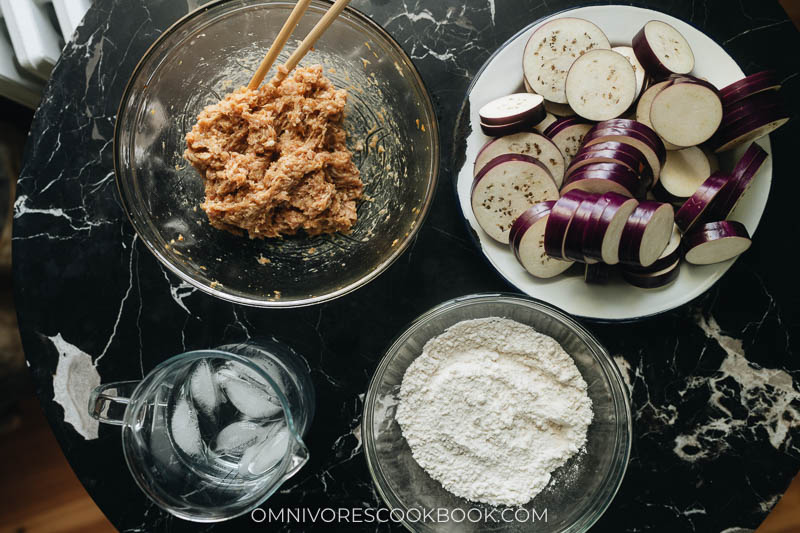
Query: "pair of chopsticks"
247 0 352 89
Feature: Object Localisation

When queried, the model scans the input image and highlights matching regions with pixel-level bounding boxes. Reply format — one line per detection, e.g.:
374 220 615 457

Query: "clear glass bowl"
114 0 439 307
363 294 632 532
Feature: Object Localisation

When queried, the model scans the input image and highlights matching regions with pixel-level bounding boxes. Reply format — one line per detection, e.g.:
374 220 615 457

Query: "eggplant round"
683 221 752 265
479 93 546 126
544 190 592 260
720 70 781 107
674 172 731 232
709 108 790 153
474 131 566 186
632 20 695 78
618 201 675 267
565 49 638 121
709 143 768 219
471 154 559 243
583 192 640 265
622 258 681 288
652 146 712 204
562 164 645 198
622 223 682 273
635 80 681 150
649 81 723 147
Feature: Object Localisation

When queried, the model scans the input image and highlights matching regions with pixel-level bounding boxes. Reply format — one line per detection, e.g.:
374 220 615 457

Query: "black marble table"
12 0 800 531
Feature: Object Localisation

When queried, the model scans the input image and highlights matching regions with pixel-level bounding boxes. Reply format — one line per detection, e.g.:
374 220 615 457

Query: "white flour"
396 317 593 506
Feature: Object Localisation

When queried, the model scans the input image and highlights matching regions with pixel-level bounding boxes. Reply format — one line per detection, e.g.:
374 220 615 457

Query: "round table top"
12 0 800 531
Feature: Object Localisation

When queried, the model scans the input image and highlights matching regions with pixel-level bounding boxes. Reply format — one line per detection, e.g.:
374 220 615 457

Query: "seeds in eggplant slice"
632 20 695 78
523 17 611 103
474 132 566 187
511 202 574 278
471 154 559 243
566 49 637 121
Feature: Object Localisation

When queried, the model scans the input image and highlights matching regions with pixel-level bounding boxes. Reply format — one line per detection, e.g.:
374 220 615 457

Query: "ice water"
163 357 292 487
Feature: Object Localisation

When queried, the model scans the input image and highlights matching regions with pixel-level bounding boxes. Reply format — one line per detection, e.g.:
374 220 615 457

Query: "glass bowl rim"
112 0 441 308
363 292 633 532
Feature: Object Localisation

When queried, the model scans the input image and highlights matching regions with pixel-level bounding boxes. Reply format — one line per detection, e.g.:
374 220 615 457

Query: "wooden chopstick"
248 0 313 90
279 0 352 79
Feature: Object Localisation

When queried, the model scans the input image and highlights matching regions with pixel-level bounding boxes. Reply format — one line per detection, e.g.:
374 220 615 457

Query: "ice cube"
238 427 291 476
170 396 203 457
214 420 269 454
190 359 220 417
217 365 283 419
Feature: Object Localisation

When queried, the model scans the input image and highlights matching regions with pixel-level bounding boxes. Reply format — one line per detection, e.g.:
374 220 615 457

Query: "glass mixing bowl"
114 0 439 307
364 294 632 532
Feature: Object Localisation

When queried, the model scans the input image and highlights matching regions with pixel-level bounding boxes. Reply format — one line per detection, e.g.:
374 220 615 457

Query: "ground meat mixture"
184 65 362 238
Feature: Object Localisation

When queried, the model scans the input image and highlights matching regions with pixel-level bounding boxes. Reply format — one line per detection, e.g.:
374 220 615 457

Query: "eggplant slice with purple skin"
683 221 752 265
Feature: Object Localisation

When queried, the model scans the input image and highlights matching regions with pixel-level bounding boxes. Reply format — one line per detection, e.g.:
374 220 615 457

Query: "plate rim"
450 4 770 323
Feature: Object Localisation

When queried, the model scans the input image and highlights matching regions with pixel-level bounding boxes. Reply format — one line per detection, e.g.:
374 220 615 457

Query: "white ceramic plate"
456 5 771 321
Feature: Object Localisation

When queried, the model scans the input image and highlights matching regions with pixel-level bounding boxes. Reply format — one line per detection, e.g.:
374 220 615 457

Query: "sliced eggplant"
522 17 611 104
618 201 675 267
471 154 559 243
709 108 790 153
544 99 577 117
632 20 695 78
622 258 681 288
709 143 768 219
544 119 594 163
583 192 640 265
652 146 712 204
622 223 682 273
612 45 646 99
649 80 723 147
635 80 681 150
565 49 638 121
474 132 566 187
510 202 574 278
544 190 591 260
584 263 612 284
481 119 532 137
720 70 781 107
562 163 645 198
564 196 601 262
673 172 730 232
583 121 666 181
533 112 558 134
683 221 752 265
571 140 653 184
479 93 546 126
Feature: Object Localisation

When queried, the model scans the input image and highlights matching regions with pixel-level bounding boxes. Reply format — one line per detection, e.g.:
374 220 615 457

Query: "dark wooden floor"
1 2 799 531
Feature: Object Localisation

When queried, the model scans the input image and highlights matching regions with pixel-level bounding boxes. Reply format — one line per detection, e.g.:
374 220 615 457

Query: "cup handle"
88 381 140 426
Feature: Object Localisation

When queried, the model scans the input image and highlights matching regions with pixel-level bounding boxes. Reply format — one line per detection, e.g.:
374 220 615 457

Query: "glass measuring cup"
88 340 314 522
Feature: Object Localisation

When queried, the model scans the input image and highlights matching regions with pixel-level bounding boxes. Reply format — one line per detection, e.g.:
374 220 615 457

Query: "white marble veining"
51 333 101 440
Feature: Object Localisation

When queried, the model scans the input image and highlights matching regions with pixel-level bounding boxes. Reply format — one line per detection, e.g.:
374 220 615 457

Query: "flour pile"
396 317 593 506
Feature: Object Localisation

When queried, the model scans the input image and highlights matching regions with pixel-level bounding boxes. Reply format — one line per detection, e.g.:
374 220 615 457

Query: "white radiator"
0 0 91 108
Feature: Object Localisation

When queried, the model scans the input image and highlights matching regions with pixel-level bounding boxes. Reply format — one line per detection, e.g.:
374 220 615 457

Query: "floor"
1 3 800 531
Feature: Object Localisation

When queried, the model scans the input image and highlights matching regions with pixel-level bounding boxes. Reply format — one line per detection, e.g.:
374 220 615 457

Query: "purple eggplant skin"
544 190 591 259
584 263 613 284
682 221 752 265
585 121 667 166
563 197 600 262
582 193 639 264
632 21 693 79
709 143 768 220
708 108 790 152
479 93 546 126
509 201 556 258
543 117 590 139
563 165 646 199
618 201 674 267
674 172 731 232
622 259 681 288
720 70 781 107
572 140 654 183
682 220 750 251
